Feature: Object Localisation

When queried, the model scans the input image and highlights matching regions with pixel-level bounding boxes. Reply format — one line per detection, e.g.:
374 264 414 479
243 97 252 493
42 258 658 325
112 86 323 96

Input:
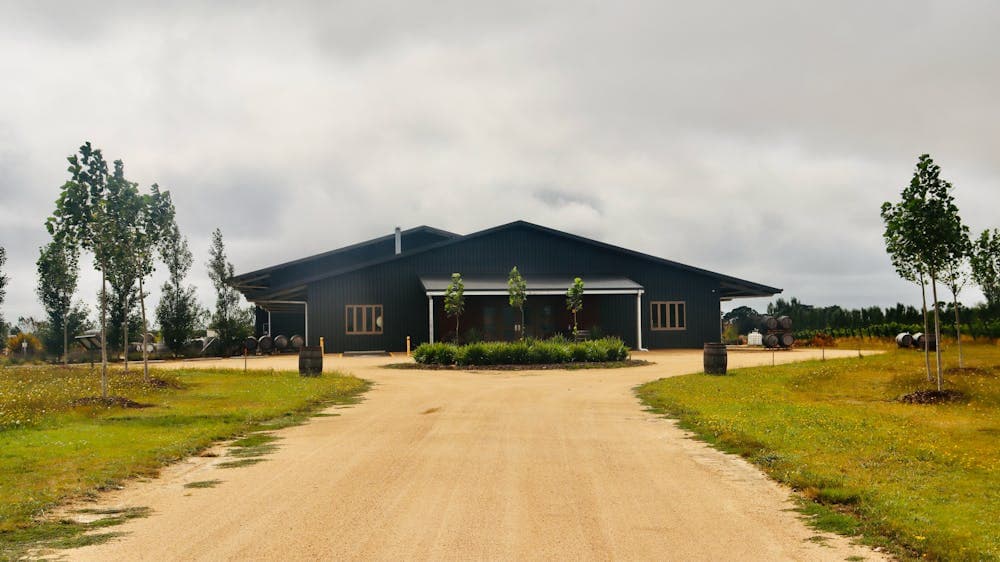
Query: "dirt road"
67 349 885 561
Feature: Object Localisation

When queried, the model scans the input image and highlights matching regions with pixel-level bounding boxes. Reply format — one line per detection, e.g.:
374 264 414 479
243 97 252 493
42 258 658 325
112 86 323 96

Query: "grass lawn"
637 343 999 561
0 365 368 557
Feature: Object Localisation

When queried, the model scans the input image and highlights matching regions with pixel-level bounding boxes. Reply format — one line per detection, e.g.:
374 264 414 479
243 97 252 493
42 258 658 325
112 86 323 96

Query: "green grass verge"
636 343 1000 561
0 366 369 559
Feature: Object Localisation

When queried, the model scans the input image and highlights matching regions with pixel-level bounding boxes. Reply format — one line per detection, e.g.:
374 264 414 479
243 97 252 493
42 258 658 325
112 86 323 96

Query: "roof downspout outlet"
394 226 402 255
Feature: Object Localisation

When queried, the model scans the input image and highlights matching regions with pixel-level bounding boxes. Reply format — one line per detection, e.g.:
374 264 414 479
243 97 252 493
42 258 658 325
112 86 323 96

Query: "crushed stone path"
66 349 886 561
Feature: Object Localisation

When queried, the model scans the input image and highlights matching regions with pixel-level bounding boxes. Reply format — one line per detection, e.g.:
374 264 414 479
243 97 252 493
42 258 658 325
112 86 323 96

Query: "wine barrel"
777 316 793 330
763 333 780 348
761 316 778 330
258 335 274 354
779 333 794 348
274 334 289 351
244 336 258 353
914 332 937 351
299 346 323 376
703 343 728 375
289 334 305 350
895 332 913 348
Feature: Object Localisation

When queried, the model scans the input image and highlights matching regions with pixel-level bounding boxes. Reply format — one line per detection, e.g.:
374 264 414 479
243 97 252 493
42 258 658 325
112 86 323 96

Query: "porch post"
636 291 644 351
304 302 309 346
267 310 272 337
428 296 435 344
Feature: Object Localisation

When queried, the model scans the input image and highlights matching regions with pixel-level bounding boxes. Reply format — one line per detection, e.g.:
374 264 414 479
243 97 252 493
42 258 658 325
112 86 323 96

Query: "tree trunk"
931 275 944 391
123 289 129 372
63 317 68 366
520 307 526 340
953 289 964 369
100 270 108 399
919 272 931 382
140 276 150 383
455 316 460 344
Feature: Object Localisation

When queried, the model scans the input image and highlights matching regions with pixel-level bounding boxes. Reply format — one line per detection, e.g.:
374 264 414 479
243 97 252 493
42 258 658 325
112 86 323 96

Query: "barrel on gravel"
763 333 780 348
244 336 258 353
779 333 795 348
895 332 913 348
289 334 305 350
299 346 323 376
274 334 289 351
703 343 728 375
258 335 274 354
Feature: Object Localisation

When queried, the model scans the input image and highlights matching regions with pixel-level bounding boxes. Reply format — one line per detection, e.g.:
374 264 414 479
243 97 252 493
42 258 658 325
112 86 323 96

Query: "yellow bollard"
406 336 411 356
319 336 325 354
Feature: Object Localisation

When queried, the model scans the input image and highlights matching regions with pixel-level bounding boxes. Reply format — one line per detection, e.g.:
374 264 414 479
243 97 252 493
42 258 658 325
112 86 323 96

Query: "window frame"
650 301 687 331
345 304 383 335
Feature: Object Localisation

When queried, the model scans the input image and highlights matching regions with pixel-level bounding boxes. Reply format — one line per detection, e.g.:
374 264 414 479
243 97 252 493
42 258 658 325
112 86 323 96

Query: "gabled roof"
238 221 781 302
231 225 459 302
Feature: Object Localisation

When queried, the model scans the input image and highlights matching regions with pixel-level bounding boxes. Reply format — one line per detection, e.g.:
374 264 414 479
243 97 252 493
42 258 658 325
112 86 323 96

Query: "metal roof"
420 276 643 295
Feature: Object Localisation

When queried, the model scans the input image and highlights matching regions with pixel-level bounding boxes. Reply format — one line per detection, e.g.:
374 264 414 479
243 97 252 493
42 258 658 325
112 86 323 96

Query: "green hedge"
413 337 630 366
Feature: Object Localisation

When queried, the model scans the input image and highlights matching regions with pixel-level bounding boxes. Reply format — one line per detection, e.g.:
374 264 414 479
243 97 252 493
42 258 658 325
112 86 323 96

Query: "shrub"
6 333 43 356
412 337 630 366
413 342 457 365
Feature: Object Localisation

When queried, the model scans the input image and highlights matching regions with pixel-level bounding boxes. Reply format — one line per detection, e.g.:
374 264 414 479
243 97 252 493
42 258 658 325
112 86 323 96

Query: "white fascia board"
425 289 643 297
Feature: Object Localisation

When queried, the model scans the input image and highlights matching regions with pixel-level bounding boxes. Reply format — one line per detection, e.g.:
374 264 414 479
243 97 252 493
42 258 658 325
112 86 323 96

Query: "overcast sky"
1 1 998 326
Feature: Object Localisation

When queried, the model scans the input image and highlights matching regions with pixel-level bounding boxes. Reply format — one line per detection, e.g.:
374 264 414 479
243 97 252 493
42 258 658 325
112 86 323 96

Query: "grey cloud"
0 0 997 322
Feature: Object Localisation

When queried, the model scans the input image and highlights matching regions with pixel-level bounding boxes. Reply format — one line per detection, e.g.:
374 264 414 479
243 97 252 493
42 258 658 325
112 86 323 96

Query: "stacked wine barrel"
760 315 794 348
253 334 306 355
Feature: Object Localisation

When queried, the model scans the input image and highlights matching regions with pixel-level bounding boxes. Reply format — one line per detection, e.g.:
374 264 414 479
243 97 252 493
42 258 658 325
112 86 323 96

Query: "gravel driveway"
67 349 885 561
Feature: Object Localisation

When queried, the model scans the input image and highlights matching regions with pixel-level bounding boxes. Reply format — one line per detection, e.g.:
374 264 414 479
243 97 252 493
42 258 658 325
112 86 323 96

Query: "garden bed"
411 337 630 366
388 359 651 371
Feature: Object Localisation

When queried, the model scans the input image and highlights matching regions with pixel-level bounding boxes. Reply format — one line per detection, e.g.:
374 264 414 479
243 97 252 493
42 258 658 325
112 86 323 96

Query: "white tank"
747 330 763 346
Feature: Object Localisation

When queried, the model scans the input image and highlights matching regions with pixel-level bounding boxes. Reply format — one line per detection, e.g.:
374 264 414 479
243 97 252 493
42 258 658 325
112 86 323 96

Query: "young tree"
36 240 80 364
0 246 7 339
207 228 252 355
566 277 584 335
883 155 968 390
444 273 465 342
157 224 203 356
47 143 117 397
882 198 933 381
507 266 527 340
970 229 1000 310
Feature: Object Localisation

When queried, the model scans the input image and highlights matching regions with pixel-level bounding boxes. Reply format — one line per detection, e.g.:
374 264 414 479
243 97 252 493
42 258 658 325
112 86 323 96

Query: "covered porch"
421 276 645 349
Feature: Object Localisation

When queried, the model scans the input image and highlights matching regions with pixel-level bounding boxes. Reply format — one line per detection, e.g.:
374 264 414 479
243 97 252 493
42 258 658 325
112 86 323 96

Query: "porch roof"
420 276 643 296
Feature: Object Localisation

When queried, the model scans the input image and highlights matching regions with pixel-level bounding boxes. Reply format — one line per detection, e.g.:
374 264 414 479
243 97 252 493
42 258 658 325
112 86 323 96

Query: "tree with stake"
131 183 175 381
47 143 117 398
508 266 527 340
882 196 933 381
883 155 968 390
444 273 465 343
36 240 79 365
566 277 584 336
157 223 204 356
970 229 1000 311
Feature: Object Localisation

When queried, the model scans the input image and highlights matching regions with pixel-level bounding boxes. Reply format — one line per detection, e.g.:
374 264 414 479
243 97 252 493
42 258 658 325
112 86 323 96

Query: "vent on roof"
394 226 401 255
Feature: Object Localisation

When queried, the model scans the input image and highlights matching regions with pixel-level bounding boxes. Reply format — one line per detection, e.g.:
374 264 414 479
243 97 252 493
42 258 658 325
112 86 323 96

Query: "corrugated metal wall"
307 225 724 352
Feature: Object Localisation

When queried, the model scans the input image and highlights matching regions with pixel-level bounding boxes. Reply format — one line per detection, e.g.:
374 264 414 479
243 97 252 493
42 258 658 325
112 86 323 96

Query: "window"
345 304 383 335
651 301 686 331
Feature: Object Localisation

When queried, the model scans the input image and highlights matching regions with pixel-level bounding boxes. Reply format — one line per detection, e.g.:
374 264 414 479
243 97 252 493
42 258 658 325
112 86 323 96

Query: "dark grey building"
231 221 780 352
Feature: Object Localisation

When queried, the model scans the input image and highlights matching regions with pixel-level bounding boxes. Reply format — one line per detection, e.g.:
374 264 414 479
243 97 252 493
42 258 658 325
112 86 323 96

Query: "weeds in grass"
0 506 151 560
216 458 268 469
183 480 222 489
